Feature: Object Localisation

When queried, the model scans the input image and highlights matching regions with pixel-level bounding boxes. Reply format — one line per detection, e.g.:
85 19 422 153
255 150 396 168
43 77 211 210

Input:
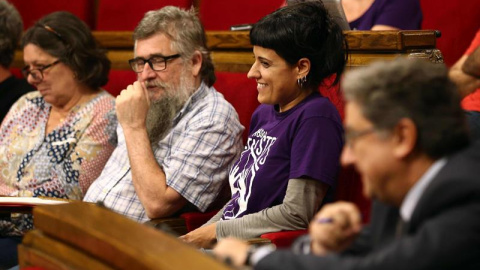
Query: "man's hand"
179 223 217 248
213 238 250 267
309 201 362 256
116 81 151 130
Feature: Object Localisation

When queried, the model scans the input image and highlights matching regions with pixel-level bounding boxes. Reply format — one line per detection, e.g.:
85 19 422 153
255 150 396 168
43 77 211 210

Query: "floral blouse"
0 91 117 235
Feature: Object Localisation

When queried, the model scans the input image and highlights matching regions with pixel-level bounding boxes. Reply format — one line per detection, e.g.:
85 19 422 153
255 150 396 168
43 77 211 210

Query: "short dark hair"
0 0 23 68
343 58 470 159
133 6 216 87
250 1 346 89
21 12 110 90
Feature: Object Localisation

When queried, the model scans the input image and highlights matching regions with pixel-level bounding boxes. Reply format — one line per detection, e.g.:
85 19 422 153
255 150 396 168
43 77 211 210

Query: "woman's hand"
179 223 217 248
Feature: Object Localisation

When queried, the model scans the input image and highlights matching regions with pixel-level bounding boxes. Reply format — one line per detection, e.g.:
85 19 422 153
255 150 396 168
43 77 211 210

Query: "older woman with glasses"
0 12 116 267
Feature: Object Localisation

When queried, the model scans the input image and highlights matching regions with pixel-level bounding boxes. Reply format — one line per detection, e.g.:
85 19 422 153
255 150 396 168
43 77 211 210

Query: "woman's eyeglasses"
22 60 61 82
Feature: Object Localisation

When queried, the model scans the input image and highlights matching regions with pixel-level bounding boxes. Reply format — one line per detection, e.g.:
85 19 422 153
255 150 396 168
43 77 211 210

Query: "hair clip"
42 24 64 42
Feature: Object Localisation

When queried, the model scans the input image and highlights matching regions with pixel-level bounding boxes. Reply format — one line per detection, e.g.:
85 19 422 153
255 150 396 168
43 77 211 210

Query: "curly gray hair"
133 6 215 87
342 58 470 159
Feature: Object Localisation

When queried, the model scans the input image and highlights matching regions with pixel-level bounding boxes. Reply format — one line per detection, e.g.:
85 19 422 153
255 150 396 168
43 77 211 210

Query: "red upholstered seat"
180 210 219 232
420 0 480 66
199 0 284 31
10 68 23 79
103 70 137 97
214 72 259 143
260 230 308 248
319 75 345 120
9 0 96 29
96 0 193 31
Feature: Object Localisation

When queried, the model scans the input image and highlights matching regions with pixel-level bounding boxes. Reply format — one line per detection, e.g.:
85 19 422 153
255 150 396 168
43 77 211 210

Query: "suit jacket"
257 141 480 270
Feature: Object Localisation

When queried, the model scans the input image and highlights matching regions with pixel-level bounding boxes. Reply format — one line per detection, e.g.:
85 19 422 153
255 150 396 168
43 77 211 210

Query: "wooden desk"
19 202 232 270
12 30 442 72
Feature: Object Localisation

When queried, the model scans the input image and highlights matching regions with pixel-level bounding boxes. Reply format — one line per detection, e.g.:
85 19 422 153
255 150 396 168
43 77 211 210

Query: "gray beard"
145 72 195 146
146 95 181 146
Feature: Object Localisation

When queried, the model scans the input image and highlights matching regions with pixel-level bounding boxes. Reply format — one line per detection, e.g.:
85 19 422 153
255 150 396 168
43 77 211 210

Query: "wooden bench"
13 29 443 71
18 202 232 270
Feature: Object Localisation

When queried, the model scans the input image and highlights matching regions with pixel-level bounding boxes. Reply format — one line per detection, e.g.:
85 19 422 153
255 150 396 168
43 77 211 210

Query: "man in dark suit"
212 58 480 269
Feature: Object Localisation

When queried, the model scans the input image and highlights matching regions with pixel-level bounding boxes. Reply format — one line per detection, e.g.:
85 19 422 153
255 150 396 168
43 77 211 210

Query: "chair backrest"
103 70 137 97
96 0 193 31
8 0 96 29
214 72 259 142
19 202 232 270
420 0 480 66
198 0 284 30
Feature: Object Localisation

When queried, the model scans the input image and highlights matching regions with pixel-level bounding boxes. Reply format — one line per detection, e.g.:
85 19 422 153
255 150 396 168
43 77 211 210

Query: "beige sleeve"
215 178 328 239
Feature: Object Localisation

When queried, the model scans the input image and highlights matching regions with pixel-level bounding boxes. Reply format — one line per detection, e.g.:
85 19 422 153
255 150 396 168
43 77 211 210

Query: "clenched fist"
116 81 151 130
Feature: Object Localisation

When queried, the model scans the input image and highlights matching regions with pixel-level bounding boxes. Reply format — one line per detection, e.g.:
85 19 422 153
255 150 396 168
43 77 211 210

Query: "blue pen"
316 217 334 224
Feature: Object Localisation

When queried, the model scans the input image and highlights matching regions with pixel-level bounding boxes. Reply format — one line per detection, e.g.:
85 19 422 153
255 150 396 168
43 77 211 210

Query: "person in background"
84 6 243 222
213 58 480 270
0 0 34 123
0 11 117 268
181 1 345 248
341 0 422 30
449 29 480 140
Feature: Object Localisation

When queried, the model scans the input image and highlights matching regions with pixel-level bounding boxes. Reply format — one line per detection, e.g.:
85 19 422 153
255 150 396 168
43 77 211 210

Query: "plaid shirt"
84 83 244 222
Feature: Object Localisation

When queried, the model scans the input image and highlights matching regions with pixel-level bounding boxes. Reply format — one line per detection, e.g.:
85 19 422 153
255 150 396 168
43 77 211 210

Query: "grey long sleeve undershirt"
206 178 328 240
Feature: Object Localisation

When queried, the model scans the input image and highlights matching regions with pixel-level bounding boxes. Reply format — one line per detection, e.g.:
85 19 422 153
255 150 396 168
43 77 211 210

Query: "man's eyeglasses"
344 128 377 148
128 54 181 73
22 60 61 82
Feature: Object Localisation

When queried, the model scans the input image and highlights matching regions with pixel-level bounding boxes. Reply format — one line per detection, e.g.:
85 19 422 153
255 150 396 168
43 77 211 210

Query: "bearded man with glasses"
84 6 244 223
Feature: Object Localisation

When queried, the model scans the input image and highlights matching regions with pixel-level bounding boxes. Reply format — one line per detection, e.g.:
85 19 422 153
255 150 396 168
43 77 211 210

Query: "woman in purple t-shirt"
342 0 422 30
181 1 346 248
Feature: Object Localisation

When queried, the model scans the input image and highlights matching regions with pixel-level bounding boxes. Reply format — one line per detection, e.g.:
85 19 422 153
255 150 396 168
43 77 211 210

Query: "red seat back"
103 70 137 97
179 210 219 232
214 72 259 143
420 0 480 66
9 0 96 29
199 0 284 30
96 0 193 31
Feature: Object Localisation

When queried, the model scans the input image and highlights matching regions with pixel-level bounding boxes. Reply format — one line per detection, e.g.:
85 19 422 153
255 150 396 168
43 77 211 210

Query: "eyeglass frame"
22 60 61 82
128 54 181 73
344 127 378 148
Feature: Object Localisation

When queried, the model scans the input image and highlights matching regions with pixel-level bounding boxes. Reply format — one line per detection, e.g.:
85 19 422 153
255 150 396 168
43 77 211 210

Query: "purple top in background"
221 93 344 220
349 0 422 30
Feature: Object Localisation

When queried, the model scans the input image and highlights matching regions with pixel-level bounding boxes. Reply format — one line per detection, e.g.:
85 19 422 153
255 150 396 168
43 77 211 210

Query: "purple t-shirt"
349 0 422 30
222 93 344 220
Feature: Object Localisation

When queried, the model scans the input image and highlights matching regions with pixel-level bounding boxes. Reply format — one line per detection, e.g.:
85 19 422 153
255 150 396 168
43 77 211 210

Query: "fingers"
213 238 250 267
309 201 362 254
115 81 150 129
314 201 362 231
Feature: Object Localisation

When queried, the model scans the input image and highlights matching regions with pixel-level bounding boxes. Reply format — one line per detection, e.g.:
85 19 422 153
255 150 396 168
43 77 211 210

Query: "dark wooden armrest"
246 238 272 245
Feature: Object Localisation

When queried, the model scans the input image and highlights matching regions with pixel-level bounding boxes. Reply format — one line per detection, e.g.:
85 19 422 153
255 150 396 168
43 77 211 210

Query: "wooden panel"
26 202 232 270
12 30 442 73
19 230 113 270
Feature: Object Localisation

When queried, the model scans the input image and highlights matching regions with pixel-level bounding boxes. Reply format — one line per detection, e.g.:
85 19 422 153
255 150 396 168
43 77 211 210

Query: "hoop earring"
297 76 307 88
